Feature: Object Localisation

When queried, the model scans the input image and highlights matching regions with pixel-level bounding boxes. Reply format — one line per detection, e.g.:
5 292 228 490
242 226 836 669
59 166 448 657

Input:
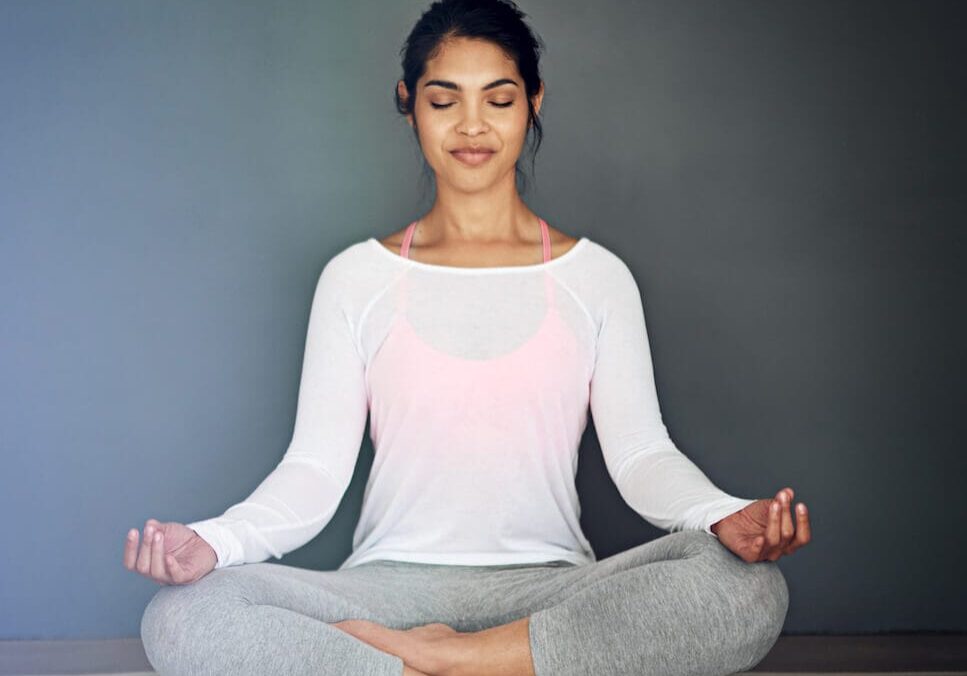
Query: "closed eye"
430 101 514 109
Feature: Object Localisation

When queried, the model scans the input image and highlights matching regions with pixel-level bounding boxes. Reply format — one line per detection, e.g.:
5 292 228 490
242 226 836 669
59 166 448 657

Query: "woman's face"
398 37 543 194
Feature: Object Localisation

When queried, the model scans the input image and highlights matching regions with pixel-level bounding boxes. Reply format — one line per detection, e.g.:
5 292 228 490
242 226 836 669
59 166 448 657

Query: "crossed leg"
333 531 789 676
141 531 787 676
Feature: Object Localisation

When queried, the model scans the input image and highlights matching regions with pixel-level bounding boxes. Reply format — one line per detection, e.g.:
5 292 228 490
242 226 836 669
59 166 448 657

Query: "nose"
457 102 490 136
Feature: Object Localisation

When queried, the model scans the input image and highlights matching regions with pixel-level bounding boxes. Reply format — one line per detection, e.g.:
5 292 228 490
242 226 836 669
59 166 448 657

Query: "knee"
141 584 193 675
745 561 788 670
705 539 789 670
740 559 789 651
140 568 248 674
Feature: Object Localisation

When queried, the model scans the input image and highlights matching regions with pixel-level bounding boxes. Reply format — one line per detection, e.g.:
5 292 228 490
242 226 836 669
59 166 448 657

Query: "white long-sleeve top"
187 230 755 570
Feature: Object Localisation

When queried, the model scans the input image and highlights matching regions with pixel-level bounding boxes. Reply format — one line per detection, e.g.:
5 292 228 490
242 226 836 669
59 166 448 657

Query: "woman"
127 1 811 674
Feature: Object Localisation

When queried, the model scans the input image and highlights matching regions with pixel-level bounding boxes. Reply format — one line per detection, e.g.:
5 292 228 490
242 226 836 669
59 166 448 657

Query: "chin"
447 180 499 195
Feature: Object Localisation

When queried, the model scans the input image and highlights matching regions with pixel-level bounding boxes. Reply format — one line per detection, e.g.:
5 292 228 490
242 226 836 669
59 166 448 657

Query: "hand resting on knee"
122 518 217 585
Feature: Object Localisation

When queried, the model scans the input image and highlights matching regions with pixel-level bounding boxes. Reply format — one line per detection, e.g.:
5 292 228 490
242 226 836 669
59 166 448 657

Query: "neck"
423 172 535 244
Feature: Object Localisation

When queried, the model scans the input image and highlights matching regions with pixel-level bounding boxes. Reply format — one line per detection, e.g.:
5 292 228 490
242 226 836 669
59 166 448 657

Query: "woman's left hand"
710 487 812 563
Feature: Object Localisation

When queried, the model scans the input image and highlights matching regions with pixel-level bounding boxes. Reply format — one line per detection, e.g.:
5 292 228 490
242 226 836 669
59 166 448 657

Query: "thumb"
165 552 191 585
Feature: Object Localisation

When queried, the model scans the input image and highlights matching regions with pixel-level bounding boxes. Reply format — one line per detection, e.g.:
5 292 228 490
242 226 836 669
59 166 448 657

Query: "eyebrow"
423 78 518 91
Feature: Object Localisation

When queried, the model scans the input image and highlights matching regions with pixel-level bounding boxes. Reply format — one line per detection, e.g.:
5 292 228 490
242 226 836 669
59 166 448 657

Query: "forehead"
421 37 520 84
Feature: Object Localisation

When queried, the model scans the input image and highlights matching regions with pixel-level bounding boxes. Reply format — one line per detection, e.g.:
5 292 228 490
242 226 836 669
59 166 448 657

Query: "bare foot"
331 619 463 675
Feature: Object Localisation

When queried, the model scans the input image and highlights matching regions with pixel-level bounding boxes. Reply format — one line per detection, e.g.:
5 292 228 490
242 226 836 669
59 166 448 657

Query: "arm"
187 259 369 568
588 258 755 536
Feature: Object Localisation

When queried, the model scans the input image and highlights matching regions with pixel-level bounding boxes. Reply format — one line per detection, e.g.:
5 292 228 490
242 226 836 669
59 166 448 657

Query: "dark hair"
394 0 546 197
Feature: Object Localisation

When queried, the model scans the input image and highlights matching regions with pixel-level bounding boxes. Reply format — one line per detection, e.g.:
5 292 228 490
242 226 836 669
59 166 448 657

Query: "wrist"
188 528 219 566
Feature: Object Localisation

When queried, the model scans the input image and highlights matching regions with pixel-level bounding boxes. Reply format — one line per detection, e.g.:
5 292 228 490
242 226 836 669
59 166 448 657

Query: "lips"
450 148 495 166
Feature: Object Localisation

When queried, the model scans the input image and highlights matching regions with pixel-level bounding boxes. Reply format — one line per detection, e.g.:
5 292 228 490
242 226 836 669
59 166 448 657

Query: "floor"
4 669 967 674
0 635 965 675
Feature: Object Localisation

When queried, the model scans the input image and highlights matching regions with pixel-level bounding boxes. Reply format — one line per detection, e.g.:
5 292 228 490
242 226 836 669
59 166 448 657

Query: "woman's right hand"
123 518 217 585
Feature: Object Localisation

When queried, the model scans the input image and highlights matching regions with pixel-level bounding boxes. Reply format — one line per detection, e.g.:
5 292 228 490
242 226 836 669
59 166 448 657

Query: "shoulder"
320 239 374 280
589 240 642 302
584 238 632 272
312 238 399 318
552 238 643 327
559 236 637 286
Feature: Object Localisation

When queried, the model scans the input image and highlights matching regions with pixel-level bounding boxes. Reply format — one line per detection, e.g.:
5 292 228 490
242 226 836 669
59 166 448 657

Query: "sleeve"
186 259 369 568
588 257 756 536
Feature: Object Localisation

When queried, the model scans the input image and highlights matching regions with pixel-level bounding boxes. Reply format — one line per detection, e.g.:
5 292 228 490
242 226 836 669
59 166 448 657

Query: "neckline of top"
367 236 590 274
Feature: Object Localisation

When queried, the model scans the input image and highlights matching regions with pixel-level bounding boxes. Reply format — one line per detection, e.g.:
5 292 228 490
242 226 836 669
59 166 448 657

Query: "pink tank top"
386 217 569 377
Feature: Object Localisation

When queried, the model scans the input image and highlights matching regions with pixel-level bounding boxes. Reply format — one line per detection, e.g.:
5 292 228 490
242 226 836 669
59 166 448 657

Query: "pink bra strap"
539 217 551 263
401 217 551 262
400 220 418 259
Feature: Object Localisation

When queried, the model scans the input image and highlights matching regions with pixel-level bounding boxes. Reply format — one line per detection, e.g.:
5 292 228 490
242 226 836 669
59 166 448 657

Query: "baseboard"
0 638 150 675
0 634 965 675
750 634 967 672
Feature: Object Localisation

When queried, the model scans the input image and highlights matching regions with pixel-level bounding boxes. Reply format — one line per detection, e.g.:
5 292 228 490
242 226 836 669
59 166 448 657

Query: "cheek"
415 123 447 159
496 122 528 151
499 108 530 137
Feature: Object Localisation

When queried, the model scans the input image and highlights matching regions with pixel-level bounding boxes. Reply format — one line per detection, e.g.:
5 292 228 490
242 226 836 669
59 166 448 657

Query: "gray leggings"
141 530 788 675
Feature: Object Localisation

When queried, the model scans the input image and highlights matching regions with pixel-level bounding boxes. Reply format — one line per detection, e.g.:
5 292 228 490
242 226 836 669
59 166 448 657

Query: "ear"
531 81 545 122
398 80 415 128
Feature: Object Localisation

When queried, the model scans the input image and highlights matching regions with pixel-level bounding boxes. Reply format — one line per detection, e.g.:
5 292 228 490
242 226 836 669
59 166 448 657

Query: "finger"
166 552 188 585
123 528 139 570
136 522 154 575
747 534 766 563
150 530 169 583
764 499 782 559
784 503 812 554
779 491 795 547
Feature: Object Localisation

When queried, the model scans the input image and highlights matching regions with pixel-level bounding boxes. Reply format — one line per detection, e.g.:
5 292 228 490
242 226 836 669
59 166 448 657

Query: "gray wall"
1 0 963 639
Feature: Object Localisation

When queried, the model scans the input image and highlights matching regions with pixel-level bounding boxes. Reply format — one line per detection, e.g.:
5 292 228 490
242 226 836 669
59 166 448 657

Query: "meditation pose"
125 1 811 674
